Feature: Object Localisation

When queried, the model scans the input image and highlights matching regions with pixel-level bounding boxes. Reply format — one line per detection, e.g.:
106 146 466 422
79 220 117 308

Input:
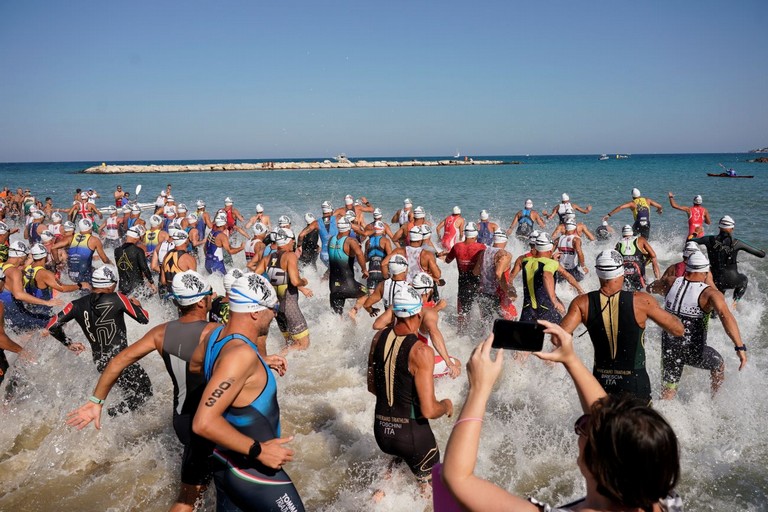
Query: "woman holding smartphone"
440 321 682 512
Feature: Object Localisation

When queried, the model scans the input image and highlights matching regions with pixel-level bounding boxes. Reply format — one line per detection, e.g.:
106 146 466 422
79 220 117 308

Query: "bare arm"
411 343 452 419
91 238 111 265
635 292 684 336
556 265 585 295
421 309 460 378
605 201 633 218
640 239 660 278
705 290 746 370
219 233 243 255
667 193 688 213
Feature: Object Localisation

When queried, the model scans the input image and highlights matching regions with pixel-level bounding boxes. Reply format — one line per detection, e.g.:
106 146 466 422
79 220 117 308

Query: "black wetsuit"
372 327 440 481
691 232 766 301
298 228 319 271
160 319 215 485
519 257 563 323
47 292 153 415
328 235 366 314
584 290 651 403
203 326 305 512
114 242 154 295
209 296 230 324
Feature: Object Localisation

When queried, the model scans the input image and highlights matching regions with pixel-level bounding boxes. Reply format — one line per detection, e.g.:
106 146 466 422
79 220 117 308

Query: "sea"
0 153 766 511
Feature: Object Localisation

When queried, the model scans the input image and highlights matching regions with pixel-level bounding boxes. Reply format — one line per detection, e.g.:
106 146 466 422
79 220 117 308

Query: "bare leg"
660 386 677 401
170 483 207 512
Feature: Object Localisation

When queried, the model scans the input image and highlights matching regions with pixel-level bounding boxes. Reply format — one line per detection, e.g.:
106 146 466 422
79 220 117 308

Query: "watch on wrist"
735 345 747 352
248 441 262 461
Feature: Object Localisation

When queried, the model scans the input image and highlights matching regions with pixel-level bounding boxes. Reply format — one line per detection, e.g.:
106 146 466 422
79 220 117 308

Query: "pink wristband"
454 417 483 427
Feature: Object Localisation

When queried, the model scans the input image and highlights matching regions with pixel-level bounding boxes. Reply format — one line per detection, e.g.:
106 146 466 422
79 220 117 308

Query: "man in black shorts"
67 270 220 512
368 284 453 491
48 265 153 415
114 226 156 296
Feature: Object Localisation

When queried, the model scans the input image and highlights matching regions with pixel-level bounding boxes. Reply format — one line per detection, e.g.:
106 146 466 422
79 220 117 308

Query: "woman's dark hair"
583 394 680 510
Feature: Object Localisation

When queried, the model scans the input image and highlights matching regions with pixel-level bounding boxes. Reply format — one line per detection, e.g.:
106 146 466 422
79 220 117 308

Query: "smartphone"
491 320 545 351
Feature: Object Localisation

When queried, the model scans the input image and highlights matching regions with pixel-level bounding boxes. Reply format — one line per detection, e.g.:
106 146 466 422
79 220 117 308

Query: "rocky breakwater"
82 159 514 174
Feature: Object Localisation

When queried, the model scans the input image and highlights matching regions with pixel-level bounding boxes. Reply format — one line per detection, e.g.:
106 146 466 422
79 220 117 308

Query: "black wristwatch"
248 441 262 461
77 282 83 289
735 345 747 352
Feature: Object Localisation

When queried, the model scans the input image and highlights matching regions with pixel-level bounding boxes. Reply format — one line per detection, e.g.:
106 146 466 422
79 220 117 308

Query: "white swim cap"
632 188 641 198
164 205 177 217
278 215 291 228
719 215 734 229
135 224 147 237
321 201 332 213
622 225 634 237
8 240 29 258
564 213 576 222
345 194 354 205
224 197 233 205
693 195 702 205
529 229 540 245
214 214 227 227
388 254 408 275
172 270 213 306
685 251 710 273
525 199 533 209
252 222 268 236
452 206 461 215
411 272 434 292
535 232 553 252
304 213 315 224
104 205 117 215
409 226 424 242
78 218 93 232
167 195 176 203
40 230 54 243
565 220 577 232
480 210 489 221
0 222 8 235
196 199 206 209
464 222 478 238
683 241 700 258
414 206 426 219
404 198 412 206
344 210 356 222
255 203 264 213
126 226 142 239
561 193 570 202
601 220 608 227
80 192 88 200
223 268 246 295
149 215 163 227
595 250 625 280
30 243 48 260
63 221 75 232
177 203 188 214
32 210 45 220
92 265 119 288
420 224 432 236
130 204 141 213
51 212 63 222
229 273 278 313
373 208 382 220
373 220 385 233
337 217 351 232
275 228 294 246
493 229 508 244
392 285 422 318
170 229 189 247
169 219 182 231
186 212 198 223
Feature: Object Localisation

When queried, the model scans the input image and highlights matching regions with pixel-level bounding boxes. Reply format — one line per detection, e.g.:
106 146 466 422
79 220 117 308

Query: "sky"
1 1 767 162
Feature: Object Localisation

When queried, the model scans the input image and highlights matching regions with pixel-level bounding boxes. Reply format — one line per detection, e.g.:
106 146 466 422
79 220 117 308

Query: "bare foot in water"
372 489 385 503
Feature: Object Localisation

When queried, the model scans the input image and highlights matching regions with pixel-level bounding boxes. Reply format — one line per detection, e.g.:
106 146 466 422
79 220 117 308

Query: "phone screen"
491 320 545 351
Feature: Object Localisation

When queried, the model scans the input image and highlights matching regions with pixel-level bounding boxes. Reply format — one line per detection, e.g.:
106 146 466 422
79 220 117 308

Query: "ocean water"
0 154 766 511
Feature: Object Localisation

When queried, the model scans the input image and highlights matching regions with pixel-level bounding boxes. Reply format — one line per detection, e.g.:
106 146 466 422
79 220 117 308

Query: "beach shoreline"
81 158 515 174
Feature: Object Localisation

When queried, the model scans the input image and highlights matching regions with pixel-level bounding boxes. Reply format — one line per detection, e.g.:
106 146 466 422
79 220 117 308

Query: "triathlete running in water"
604 188 663 240
327 218 368 315
436 206 464 252
668 192 711 239
615 225 660 292
507 199 546 240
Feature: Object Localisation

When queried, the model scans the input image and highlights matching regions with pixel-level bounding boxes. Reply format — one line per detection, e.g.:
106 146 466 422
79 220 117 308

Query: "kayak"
707 173 754 179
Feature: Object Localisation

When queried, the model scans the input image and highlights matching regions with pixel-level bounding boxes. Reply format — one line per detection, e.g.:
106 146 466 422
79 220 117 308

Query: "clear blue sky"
1 1 766 162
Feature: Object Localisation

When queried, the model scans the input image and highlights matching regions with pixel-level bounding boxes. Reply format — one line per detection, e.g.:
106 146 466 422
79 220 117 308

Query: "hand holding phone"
491 320 544 352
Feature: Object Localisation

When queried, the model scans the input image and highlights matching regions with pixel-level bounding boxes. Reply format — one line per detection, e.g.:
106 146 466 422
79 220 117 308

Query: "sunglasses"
574 414 590 437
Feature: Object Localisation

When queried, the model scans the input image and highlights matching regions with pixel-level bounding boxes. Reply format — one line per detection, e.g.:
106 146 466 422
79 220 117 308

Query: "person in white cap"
667 192 711 239
368 284 453 492
546 192 592 225
690 216 765 304
160 230 198 299
49 265 153 415
67 218 111 284
99 206 122 249
243 222 269 269
25 209 47 245
364 220 395 291
436 205 465 252
649 241 715 294
114 226 156 295
182 212 205 260
392 205 430 246
327 217 368 315
604 188 663 240
363 207 396 241
386 225 442 289
442 222 487 332
594 219 614 241
66 270 222 512
651 251 747 400
0 221 20 263
475 210 499 246
219 197 248 238
554 220 588 282
391 197 414 229
204 214 244 275
297 213 321 271
245 203 271 231
333 194 374 223
194 199 212 239
0 266 33 387
252 228 313 352
560 250 683 403
68 191 102 225
507 199 546 240
615 224 660 292
298 200 338 272
362 253 410 317
515 232 573 324
191 273 303 511
154 189 167 214
473 230 517 321
551 212 596 242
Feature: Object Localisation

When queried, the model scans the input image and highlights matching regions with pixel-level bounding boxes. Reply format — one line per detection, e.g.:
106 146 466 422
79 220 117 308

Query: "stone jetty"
82 158 515 174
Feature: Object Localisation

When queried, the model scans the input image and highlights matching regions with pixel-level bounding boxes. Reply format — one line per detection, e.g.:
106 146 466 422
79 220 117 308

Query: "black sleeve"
135 246 153 283
46 302 79 347
734 239 766 259
116 293 150 324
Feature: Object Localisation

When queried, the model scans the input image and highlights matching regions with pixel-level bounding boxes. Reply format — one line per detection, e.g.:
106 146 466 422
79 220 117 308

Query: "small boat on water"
707 173 754 179
598 154 609 161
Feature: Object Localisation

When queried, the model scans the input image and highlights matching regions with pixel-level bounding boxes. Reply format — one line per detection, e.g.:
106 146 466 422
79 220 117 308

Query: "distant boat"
707 173 754 179
454 151 460 159
334 153 349 163
599 154 609 161
616 154 629 159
